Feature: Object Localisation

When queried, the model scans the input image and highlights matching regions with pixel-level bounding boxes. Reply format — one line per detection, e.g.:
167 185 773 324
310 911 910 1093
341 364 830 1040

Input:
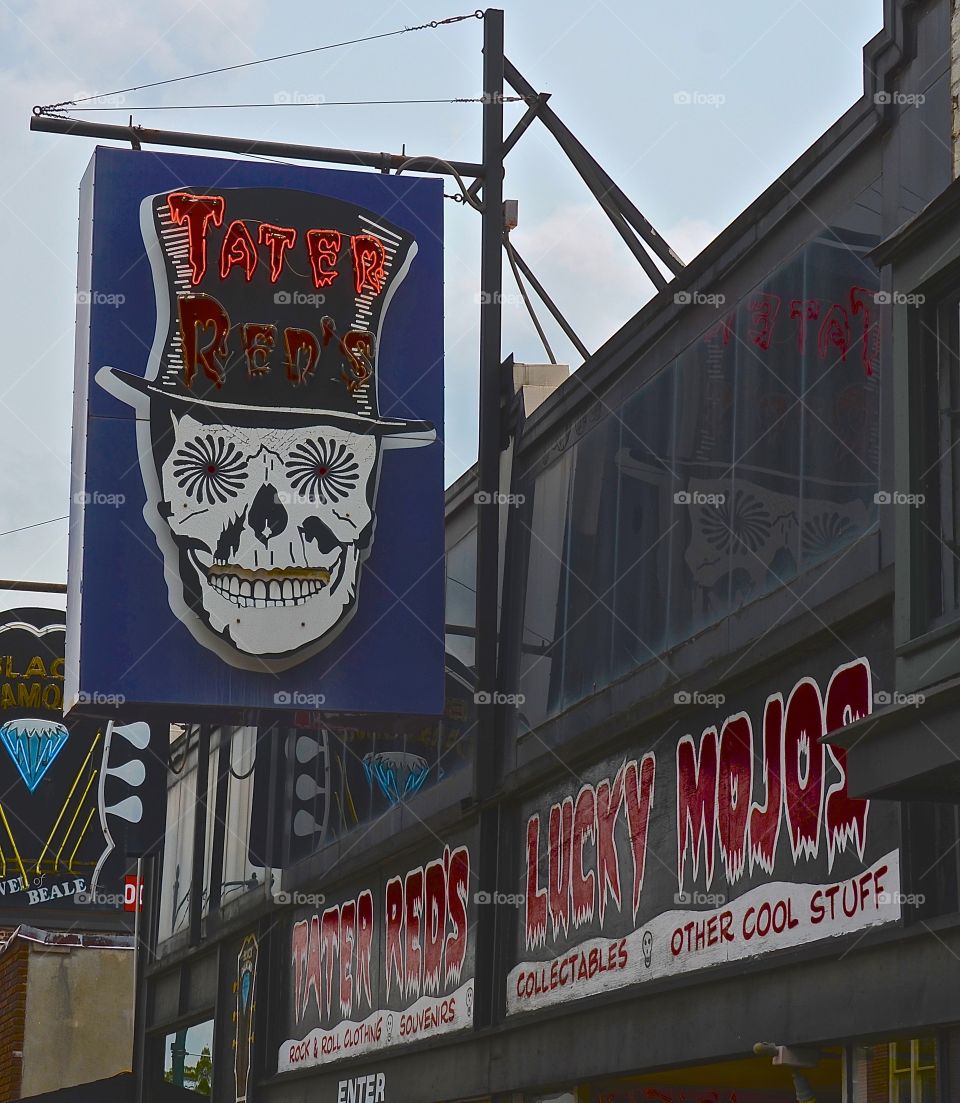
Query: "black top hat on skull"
100 186 435 441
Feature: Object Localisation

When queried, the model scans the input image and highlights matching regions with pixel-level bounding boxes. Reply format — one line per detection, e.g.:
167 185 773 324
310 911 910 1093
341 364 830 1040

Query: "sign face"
69 147 444 716
279 840 474 1073
235 934 258 1103
507 651 902 1014
0 608 157 919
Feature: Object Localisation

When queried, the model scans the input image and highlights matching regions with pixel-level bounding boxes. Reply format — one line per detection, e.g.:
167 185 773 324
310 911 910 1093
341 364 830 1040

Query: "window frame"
891 238 960 691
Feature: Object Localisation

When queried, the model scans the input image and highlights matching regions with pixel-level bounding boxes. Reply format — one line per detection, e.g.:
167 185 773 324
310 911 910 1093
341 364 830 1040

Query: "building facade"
139 2 960 1101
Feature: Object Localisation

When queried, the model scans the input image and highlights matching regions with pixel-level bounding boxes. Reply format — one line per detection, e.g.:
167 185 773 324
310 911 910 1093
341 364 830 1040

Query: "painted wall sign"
235 934 258 1103
278 841 474 1073
0 609 159 919
508 653 902 1014
68 147 444 716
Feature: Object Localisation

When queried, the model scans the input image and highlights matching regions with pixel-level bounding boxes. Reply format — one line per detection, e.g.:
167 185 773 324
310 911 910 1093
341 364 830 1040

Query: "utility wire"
0 516 68 539
64 96 529 112
35 11 484 116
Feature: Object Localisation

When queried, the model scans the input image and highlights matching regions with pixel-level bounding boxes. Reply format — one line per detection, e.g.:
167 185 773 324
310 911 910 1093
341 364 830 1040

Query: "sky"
0 0 882 605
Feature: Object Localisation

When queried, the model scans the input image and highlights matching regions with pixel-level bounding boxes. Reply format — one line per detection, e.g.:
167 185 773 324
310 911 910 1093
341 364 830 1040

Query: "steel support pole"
473 6 505 1030
188 724 210 948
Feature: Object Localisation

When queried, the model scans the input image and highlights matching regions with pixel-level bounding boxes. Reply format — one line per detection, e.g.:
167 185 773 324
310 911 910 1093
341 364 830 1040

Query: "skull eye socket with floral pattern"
159 412 380 660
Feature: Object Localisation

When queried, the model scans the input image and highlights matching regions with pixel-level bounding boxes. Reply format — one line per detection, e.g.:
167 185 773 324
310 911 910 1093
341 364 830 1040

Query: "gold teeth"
208 564 331 584
206 570 331 607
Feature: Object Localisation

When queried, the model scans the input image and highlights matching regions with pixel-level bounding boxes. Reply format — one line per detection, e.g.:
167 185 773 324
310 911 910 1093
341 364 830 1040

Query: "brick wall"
0 938 29 1102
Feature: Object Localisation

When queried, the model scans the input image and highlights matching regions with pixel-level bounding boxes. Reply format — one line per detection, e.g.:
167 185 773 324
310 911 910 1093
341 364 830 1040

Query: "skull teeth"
207 573 328 607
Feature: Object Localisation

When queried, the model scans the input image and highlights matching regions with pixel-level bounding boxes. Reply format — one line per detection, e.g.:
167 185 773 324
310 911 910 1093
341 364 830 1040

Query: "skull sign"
99 186 435 670
161 415 380 657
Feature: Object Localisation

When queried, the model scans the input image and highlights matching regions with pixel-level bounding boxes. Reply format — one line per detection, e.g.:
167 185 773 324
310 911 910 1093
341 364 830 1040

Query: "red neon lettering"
242 323 275 376
178 294 229 389
258 223 297 283
818 303 851 362
352 234 387 295
284 327 320 385
789 298 821 353
340 330 375 393
749 292 781 351
219 219 258 281
305 229 342 288
167 192 224 285
850 286 878 377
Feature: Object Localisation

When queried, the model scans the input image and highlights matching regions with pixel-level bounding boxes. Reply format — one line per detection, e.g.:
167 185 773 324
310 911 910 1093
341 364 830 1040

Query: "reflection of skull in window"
160 412 379 660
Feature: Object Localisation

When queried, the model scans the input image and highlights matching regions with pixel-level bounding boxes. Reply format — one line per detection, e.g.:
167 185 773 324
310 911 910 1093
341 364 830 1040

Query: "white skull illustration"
159 412 380 659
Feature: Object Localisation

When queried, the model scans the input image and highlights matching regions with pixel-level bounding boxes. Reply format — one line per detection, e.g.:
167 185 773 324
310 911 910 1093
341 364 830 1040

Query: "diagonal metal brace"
504 57 685 280
467 93 550 204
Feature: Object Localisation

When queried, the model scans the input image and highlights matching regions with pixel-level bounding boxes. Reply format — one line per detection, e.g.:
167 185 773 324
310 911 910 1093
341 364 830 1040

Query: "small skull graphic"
160 412 380 660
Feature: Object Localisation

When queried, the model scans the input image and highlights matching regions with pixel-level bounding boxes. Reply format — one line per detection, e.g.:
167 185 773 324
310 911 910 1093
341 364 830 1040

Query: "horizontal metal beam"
30 113 486 178
0 579 66 593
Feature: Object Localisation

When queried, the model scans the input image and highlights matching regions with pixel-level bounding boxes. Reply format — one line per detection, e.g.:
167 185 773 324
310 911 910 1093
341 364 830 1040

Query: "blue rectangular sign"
67 148 444 716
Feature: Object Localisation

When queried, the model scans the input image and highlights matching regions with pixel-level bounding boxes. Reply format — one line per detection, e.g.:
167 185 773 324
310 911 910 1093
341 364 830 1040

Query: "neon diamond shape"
0 719 69 793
